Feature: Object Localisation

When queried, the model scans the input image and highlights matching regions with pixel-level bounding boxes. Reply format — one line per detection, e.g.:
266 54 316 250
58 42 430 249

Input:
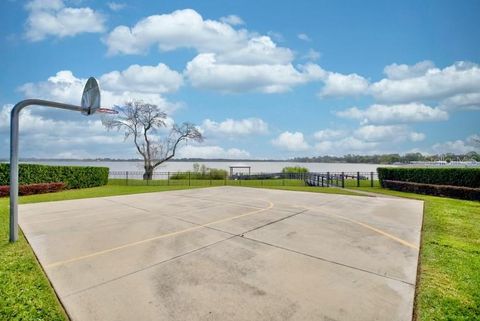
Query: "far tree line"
292 152 480 164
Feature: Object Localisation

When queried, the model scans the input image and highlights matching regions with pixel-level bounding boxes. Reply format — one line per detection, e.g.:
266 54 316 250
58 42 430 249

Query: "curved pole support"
10 100 84 242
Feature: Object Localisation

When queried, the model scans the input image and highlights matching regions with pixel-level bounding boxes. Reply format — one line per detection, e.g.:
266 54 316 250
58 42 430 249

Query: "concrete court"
19 186 424 321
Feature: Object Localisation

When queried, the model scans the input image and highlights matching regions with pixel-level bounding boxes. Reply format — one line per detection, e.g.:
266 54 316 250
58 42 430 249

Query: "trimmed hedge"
378 167 480 188
382 180 480 201
0 182 66 197
0 163 109 189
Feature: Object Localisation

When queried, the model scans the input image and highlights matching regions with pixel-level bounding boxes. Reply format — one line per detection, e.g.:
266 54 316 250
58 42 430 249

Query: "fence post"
321 175 324 187
188 172 191 186
167 172 170 186
370 172 374 187
126 171 128 186
341 172 345 188
224 172 227 186
357 171 360 187
210 173 212 186
336 174 339 186
326 172 330 187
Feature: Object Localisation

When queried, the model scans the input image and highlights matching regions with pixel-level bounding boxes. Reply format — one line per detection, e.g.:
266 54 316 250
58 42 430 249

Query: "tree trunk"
143 165 154 180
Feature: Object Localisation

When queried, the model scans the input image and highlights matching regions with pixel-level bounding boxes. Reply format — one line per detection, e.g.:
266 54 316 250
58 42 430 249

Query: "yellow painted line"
302 206 419 250
45 201 274 269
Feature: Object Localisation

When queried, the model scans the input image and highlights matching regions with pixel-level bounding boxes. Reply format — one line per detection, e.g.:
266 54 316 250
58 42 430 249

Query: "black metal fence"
108 171 379 188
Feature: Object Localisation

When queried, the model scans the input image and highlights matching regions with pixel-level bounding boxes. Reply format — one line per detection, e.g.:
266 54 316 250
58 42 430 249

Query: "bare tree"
102 100 203 180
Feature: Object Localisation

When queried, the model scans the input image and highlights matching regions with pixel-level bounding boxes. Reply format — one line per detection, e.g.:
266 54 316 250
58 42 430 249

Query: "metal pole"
326 172 330 187
357 171 360 187
341 172 345 188
370 172 374 187
126 171 129 186
9 106 20 242
9 99 84 242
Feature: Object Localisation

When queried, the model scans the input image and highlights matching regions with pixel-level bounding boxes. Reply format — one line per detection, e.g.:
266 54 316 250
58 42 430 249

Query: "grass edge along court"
0 183 479 320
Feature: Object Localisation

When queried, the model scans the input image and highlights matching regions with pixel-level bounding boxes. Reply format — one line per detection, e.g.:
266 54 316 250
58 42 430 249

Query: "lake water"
24 160 394 173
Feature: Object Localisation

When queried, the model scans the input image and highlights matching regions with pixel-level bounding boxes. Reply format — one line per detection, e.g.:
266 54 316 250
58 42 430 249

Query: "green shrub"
170 168 227 180
282 166 309 173
377 167 480 188
0 163 109 189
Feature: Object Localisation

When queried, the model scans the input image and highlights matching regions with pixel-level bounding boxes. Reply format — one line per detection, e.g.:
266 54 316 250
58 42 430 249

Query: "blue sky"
0 0 479 159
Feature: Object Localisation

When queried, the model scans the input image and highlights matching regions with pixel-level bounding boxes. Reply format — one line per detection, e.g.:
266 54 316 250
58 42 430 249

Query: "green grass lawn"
1 182 478 320
351 186 480 320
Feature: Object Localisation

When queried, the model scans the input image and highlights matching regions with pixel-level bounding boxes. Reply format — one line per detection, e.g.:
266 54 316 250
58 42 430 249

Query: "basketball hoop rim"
96 108 118 114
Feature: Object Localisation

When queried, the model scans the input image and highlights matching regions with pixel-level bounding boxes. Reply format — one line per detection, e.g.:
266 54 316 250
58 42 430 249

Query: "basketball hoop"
8 76 116 242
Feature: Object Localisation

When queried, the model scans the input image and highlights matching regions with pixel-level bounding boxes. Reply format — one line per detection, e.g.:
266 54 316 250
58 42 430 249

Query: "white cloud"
439 92 480 111
25 0 106 41
383 60 435 80
319 72 369 97
107 2 126 11
105 9 249 55
0 105 13 132
185 54 324 93
312 125 425 155
215 36 293 65
355 125 425 142
19 68 181 114
100 63 183 94
201 118 268 136
272 131 309 151
432 134 480 154
297 33 311 42
105 8 294 64
178 145 250 159
370 61 480 103
336 103 449 124
220 14 244 26
104 9 330 94
313 129 346 140
315 61 480 115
